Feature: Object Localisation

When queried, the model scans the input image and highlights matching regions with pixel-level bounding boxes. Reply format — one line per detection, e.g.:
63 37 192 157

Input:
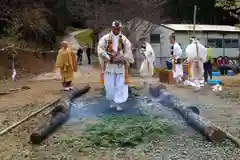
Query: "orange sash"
100 33 129 84
100 71 104 85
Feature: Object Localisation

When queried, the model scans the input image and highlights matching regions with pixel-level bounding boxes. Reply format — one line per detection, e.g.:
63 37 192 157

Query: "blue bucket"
207 79 221 85
212 71 220 76
227 70 233 76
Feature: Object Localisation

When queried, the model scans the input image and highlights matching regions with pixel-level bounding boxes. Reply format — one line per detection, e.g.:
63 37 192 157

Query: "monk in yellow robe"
56 41 77 91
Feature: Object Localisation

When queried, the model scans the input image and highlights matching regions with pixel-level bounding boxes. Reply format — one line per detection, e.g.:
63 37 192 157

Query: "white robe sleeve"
185 43 196 62
97 35 108 70
186 42 207 62
198 43 207 62
173 43 182 59
123 36 134 64
145 42 155 63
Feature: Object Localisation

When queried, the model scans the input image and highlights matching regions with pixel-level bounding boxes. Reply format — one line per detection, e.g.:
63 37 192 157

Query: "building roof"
161 24 240 32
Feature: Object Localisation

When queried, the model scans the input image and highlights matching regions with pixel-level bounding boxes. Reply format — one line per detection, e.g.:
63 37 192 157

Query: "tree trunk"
30 85 90 144
91 31 99 55
149 86 226 142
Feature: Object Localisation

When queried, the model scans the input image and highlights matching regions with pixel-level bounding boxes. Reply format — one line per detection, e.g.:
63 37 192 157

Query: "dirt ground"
0 63 239 159
167 75 240 135
0 65 102 158
0 32 240 159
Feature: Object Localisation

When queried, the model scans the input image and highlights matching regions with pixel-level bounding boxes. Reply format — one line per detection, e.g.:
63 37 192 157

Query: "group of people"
217 56 230 75
77 44 92 65
55 21 135 111
56 20 221 110
169 34 213 90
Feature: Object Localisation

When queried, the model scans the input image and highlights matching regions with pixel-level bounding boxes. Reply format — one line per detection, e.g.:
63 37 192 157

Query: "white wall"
206 32 223 58
176 32 239 58
150 27 240 68
224 33 239 57
151 26 174 67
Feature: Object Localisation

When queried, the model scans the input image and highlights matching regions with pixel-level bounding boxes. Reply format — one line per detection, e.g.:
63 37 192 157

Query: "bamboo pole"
0 99 59 136
222 130 240 147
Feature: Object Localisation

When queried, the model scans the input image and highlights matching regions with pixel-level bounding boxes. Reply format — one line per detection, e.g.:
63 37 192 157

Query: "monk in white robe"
139 41 155 77
169 34 183 85
97 21 134 111
185 38 207 90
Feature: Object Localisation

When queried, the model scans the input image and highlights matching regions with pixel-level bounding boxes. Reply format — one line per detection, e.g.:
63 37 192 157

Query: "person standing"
77 47 83 65
217 56 227 75
86 44 91 65
169 34 183 85
223 56 229 75
97 20 134 111
185 38 206 90
203 47 213 83
139 41 155 77
56 41 77 91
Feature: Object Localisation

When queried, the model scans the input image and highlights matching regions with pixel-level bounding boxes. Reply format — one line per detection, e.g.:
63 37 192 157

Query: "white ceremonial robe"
97 32 134 104
172 42 183 82
185 40 207 88
139 42 155 77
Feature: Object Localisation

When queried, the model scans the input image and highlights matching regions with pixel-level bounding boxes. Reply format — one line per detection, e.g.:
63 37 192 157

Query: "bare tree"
215 0 240 62
215 0 240 20
0 0 65 48
78 0 171 60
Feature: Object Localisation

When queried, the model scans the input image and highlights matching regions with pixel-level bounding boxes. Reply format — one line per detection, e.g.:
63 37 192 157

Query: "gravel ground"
0 69 240 159
1 86 239 160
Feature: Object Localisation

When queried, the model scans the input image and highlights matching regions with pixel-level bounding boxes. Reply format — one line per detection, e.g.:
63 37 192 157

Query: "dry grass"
75 29 93 46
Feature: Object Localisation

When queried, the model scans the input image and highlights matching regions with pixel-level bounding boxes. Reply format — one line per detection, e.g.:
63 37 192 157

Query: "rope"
0 44 58 85
0 44 58 53
0 44 14 51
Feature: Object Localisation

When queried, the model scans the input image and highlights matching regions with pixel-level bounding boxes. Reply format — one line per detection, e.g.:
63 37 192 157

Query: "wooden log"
30 85 91 144
149 86 226 142
30 112 69 144
183 108 225 141
68 85 91 101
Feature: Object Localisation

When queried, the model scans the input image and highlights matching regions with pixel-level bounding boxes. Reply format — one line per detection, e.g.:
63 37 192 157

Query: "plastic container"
212 71 221 76
227 70 233 76
165 61 172 70
207 79 221 85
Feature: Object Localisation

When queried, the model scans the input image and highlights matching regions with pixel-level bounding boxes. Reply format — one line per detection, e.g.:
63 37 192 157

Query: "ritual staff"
97 20 134 111
56 41 77 91
169 34 183 85
185 38 206 90
139 41 155 77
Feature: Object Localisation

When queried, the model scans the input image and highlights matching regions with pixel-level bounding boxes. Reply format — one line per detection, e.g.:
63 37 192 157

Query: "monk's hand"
112 54 125 64
101 52 111 61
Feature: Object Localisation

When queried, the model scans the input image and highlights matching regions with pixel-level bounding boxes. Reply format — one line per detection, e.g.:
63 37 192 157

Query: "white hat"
112 21 122 28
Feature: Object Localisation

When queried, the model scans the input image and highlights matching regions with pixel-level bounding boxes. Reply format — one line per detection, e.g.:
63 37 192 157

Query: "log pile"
30 85 91 144
149 84 225 142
